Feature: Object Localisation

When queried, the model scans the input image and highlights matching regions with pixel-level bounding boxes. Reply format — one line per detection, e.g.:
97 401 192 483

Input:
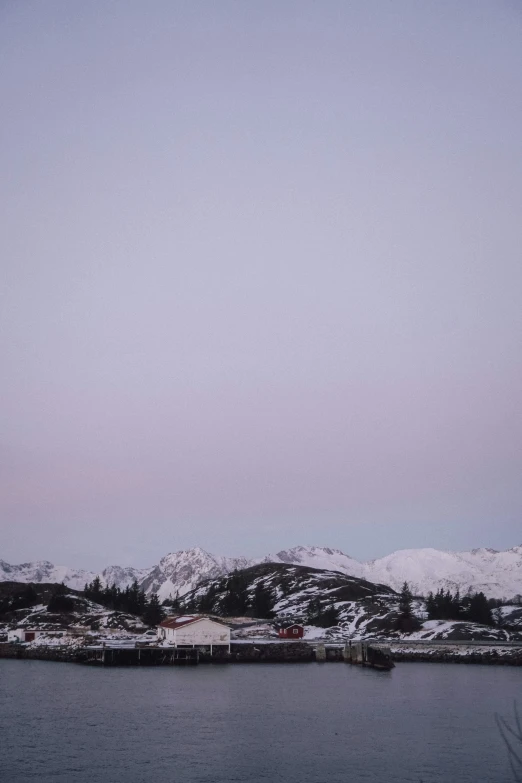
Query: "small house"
157 616 230 653
278 624 304 639
7 628 64 643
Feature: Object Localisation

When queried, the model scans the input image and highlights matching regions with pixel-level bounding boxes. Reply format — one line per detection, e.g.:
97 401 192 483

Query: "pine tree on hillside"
12 584 38 611
198 583 219 613
398 581 413 618
165 591 181 612
306 598 339 628
250 581 275 619
306 597 322 624
221 570 250 616
47 583 74 612
314 604 340 628
125 579 142 615
452 589 462 620
467 591 493 626
142 593 164 627
426 591 436 620
88 576 102 602
395 581 421 632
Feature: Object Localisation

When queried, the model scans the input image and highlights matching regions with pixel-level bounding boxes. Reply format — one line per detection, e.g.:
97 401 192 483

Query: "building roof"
159 615 229 631
281 623 304 630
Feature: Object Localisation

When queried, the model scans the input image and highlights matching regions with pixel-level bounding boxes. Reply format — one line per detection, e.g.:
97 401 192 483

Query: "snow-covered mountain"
266 544 522 599
362 546 522 598
139 548 251 603
263 546 365 578
0 560 96 591
2 544 522 600
0 559 148 593
99 565 152 591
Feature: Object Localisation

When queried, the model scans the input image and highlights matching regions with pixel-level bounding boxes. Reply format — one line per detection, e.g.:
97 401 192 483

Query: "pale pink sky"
1 1 521 569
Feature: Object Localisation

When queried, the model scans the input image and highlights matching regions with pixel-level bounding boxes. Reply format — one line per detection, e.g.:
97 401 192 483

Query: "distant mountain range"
1 544 521 601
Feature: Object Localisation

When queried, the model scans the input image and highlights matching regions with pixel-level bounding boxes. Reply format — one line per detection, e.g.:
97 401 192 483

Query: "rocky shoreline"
391 644 522 665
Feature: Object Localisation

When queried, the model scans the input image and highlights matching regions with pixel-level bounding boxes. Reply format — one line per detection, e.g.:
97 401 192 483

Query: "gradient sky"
1 1 521 570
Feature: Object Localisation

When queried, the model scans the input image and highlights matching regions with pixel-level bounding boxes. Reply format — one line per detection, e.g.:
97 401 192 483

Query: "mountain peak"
2 543 521 601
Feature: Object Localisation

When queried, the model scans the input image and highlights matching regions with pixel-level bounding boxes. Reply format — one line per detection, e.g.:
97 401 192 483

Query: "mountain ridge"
1 543 522 601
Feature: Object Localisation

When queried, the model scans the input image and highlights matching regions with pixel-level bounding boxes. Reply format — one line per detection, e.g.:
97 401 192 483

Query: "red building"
278 624 304 639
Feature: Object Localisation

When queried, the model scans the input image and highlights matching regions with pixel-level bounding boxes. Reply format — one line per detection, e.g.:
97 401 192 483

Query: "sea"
1 659 520 782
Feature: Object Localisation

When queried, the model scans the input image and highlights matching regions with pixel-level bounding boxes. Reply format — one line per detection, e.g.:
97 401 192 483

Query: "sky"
1 1 521 570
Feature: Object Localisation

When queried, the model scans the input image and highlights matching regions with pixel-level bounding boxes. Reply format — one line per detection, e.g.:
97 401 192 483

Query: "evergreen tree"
314 604 340 628
198 583 218 614
395 581 420 632
87 576 102 602
126 579 142 615
426 586 495 626
306 597 322 624
467 592 493 626
12 584 38 611
142 593 164 626
102 583 113 608
452 590 461 621
110 583 120 610
47 583 74 612
250 581 275 619
306 598 339 628
221 570 250 616
398 581 413 618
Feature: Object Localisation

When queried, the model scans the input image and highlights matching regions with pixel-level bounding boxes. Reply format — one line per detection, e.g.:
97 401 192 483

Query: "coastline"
2 641 522 666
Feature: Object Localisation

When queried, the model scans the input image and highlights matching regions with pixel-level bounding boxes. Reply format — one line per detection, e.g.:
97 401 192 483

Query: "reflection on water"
0 660 517 782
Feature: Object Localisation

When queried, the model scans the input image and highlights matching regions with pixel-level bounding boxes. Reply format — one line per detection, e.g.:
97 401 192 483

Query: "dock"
81 640 393 668
83 645 199 666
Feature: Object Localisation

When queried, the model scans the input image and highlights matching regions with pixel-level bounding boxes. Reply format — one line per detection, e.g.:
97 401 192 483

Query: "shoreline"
2 641 522 666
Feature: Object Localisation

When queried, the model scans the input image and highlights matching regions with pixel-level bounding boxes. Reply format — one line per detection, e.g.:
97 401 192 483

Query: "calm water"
1 660 520 783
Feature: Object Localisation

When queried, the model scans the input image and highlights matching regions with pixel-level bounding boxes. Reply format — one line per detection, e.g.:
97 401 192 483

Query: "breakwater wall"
391 645 522 666
0 643 80 663
231 642 316 662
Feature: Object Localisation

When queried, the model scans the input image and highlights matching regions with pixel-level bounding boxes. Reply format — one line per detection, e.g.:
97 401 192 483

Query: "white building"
157 616 230 653
7 628 64 643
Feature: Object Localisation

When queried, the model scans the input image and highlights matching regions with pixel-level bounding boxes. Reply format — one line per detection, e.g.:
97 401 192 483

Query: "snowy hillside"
2 543 522 600
180 562 401 640
178 563 520 641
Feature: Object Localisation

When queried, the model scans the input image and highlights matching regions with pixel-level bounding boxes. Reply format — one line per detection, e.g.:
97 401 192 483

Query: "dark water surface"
1 659 520 782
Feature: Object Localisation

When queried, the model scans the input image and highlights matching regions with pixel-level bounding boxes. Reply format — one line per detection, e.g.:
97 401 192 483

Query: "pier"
343 641 394 670
83 645 199 666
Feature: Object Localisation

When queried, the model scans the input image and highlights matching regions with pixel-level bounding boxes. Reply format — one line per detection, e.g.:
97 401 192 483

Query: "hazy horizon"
1 2 521 571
